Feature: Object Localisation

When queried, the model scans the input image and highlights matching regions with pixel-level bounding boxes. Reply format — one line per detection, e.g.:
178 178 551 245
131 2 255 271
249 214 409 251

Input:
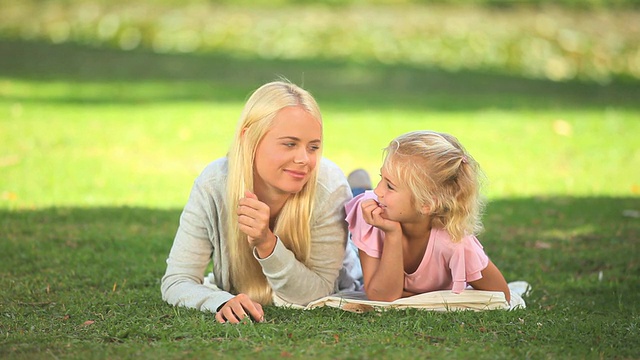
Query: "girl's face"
253 106 322 197
373 166 423 224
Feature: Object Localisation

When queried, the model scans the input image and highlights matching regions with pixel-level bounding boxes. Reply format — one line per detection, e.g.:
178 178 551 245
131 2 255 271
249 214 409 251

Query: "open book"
272 282 528 312
302 290 513 313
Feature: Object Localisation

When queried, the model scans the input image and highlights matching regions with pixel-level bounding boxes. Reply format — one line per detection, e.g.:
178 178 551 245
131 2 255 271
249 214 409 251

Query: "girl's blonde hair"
382 131 485 242
226 80 322 304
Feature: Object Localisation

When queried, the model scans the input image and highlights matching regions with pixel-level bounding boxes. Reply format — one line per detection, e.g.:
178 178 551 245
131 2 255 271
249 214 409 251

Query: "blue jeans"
352 187 367 197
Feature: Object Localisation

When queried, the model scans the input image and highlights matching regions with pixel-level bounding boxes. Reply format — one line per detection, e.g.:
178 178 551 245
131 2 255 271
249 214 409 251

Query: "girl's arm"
402 290 417 298
359 230 405 302
468 260 511 302
356 196 407 302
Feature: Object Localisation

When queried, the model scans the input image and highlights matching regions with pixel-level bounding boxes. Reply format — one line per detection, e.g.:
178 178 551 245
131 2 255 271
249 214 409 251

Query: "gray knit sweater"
161 157 361 313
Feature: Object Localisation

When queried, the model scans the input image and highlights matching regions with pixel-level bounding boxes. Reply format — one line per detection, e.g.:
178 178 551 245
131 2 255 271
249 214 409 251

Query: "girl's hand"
215 293 265 324
361 199 401 235
237 191 277 257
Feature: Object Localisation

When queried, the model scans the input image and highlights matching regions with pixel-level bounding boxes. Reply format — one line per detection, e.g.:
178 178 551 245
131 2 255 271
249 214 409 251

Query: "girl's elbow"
503 288 511 303
364 286 401 302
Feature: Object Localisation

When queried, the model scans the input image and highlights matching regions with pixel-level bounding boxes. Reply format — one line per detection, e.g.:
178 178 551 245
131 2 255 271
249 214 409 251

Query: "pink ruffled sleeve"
448 235 490 293
344 191 385 258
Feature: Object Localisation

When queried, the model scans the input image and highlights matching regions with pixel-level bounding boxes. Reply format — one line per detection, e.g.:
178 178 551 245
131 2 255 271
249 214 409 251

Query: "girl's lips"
374 200 387 208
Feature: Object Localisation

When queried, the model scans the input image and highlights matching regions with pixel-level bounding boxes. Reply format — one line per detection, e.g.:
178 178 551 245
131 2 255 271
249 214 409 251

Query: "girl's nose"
373 181 383 198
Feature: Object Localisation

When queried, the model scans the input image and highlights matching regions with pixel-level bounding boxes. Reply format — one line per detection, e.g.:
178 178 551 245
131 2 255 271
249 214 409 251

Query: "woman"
161 80 361 324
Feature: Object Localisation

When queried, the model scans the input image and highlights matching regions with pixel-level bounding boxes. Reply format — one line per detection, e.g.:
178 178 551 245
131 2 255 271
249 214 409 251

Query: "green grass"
1 199 638 358
1 2 640 358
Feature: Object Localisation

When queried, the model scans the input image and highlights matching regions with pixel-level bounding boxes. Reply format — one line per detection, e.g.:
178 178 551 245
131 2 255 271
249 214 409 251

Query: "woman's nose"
294 147 309 164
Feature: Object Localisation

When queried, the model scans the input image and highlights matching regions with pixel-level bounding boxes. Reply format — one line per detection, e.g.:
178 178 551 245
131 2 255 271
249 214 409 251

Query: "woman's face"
253 105 322 197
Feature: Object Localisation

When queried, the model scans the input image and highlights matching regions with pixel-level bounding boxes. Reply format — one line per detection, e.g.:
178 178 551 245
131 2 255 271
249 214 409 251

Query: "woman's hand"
361 199 401 235
215 293 265 324
237 191 277 258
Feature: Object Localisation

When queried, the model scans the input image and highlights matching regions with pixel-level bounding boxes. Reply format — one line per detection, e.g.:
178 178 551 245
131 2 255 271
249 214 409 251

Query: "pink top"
345 191 489 294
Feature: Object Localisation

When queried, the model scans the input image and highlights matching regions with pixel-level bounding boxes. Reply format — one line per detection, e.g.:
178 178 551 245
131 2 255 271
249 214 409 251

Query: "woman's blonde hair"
382 130 485 242
226 80 322 304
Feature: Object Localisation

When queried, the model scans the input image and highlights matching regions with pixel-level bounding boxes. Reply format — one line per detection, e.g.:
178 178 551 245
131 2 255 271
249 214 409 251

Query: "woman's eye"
309 145 320 151
284 142 296 147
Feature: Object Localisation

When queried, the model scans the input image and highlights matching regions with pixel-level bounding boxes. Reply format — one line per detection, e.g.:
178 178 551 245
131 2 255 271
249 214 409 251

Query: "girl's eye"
309 145 320 151
284 142 296 148
379 175 395 190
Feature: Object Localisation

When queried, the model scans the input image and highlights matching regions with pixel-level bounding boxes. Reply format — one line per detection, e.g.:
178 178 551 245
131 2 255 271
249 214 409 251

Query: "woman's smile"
284 169 308 179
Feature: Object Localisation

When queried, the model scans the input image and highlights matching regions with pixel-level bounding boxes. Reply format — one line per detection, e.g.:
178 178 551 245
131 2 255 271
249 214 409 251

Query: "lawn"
1 1 640 359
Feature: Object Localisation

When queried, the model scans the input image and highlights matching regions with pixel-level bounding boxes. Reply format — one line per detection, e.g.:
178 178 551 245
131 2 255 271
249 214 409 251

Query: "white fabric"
275 281 529 312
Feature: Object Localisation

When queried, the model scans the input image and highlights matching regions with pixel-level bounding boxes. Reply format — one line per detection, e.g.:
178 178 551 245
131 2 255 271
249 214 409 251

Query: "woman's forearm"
258 238 340 305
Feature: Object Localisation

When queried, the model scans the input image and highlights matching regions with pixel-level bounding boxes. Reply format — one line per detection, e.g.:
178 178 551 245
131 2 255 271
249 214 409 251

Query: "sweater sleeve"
160 168 235 313
257 159 352 305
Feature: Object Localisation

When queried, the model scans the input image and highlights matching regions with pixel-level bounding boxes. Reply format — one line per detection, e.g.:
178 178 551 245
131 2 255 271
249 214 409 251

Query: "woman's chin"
278 184 307 195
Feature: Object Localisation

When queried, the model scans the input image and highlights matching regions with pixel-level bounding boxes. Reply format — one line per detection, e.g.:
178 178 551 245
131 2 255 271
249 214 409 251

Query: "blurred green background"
3 0 639 82
1 0 639 209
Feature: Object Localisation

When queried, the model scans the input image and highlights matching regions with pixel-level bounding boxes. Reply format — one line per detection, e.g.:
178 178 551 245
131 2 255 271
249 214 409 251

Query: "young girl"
345 130 511 303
